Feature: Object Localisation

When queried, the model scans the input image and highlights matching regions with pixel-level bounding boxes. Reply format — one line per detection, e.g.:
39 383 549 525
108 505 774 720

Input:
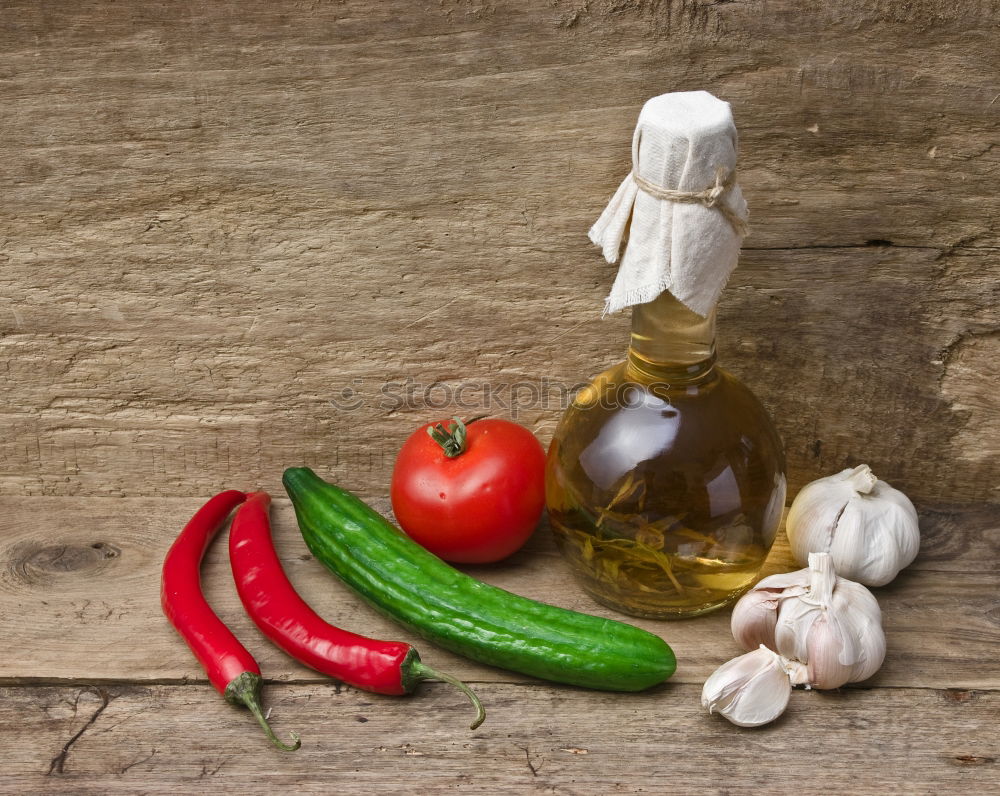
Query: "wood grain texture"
2 682 997 794
1 0 999 503
2 496 998 689
2 3 999 792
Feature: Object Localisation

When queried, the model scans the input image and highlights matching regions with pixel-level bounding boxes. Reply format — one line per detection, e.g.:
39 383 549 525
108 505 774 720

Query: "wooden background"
2 1 998 793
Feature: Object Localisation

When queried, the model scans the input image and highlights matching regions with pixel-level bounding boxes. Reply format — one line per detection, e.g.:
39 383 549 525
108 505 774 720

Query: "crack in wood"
519 744 542 776
46 687 113 776
119 747 156 775
199 755 233 778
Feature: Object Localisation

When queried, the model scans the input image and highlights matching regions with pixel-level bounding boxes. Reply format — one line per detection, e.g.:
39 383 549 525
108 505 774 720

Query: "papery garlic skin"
730 553 886 690
701 645 796 727
786 464 919 586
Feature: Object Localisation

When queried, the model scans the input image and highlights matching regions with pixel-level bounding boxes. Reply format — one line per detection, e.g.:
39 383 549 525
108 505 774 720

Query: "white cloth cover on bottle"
589 91 748 318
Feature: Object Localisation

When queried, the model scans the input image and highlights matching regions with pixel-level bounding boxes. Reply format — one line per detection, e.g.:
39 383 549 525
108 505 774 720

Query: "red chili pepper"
229 491 485 729
161 490 300 751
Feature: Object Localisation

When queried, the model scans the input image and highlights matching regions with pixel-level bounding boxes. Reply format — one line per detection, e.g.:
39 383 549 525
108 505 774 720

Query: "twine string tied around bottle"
630 166 749 238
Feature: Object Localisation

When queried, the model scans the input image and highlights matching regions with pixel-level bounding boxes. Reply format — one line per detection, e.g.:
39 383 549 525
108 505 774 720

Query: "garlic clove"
730 588 781 651
829 497 894 586
730 569 809 653
804 616 855 689
852 620 887 683
872 479 920 564
848 619 886 683
864 481 920 586
831 494 914 586
773 589 823 665
785 470 856 566
830 580 886 682
701 646 792 727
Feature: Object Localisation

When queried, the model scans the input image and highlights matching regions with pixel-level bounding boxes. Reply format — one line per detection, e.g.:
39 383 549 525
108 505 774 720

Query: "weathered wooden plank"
1 1 999 503
2 681 996 794
3 246 999 503
1 1 997 249
1 2 996 792
1 496 997 689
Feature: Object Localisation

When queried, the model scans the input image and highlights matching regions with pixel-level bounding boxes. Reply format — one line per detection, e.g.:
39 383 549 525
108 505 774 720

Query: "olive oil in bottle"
547 91 785 618
546 291 785 618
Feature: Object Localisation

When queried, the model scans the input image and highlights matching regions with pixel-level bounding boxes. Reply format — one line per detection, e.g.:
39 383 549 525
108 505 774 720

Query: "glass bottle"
546 289 786 618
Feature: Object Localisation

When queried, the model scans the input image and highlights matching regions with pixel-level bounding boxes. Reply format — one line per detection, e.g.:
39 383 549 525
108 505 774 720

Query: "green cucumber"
283 467 676 691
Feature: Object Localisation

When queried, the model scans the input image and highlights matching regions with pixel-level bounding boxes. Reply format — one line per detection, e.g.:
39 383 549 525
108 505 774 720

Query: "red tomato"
390 417 546 564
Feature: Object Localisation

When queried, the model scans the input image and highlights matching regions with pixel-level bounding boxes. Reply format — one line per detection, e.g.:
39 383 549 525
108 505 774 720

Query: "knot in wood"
9 541 121 584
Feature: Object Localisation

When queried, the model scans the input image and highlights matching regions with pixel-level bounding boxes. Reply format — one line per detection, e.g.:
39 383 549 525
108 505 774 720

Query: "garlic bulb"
701 645 799 727
730 552 885 689
785 464 919 586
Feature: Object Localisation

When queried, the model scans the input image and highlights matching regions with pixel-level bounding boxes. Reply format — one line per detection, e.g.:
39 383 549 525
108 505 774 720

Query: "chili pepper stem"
410 661 486 730
224 671 301 751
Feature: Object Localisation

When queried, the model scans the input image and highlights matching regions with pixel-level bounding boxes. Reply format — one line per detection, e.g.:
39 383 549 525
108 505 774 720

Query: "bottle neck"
626 291 717 384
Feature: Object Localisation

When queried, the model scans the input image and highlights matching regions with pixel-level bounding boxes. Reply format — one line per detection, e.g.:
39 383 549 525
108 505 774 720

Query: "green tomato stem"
427 416 486 458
